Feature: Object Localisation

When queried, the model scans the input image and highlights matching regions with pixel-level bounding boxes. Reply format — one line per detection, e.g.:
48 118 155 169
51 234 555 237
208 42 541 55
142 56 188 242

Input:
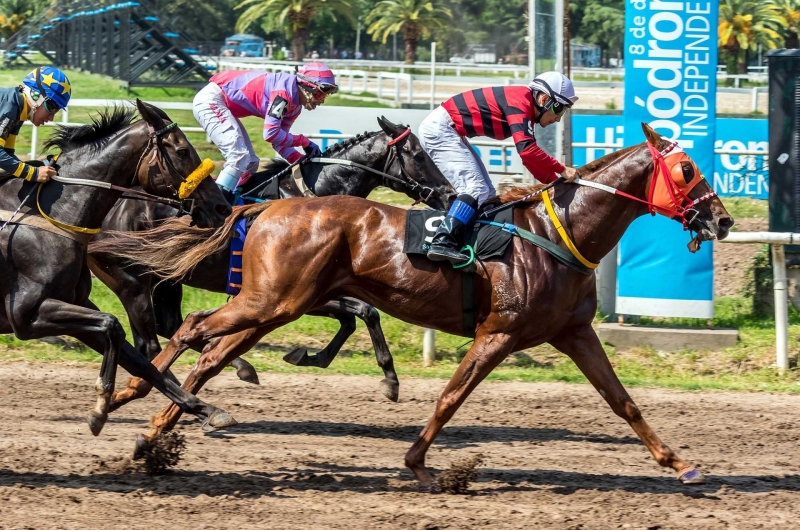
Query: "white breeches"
417 105 496 205
193 83 260 179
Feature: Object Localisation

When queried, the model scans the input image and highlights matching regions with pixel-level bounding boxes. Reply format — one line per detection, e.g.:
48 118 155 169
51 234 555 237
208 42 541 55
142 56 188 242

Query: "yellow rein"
35 158 215 236
36 183 101 235
541 188 599 270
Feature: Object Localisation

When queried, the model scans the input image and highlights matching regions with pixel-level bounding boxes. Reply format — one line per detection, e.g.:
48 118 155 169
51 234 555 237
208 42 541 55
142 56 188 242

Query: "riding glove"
303 141 322 159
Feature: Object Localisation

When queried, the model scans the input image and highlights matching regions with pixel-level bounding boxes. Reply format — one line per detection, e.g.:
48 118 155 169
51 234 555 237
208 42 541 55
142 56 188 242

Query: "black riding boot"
427 194 477 266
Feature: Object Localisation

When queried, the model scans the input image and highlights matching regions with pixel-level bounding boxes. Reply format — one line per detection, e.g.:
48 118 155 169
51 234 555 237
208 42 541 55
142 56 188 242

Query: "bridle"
36 120 214 235
574 140 717 230
527 140 718 270
382 127 436 205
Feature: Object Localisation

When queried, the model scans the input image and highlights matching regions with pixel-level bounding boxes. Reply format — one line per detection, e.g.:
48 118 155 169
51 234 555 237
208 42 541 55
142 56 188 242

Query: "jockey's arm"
517 140 565 184
263 94 307 163
0 126 38 181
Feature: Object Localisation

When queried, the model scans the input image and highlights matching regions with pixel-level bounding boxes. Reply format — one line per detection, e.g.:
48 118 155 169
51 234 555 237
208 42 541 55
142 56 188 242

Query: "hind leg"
549 323 704 485
283 297 399 401
140 327 270 450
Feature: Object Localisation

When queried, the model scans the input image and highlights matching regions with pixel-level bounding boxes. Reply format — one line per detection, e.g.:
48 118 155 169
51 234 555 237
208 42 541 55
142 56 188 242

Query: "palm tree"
772 0 800 48
718 0 786 75
235 0 355 61
0 0 51 39
365 0 452 64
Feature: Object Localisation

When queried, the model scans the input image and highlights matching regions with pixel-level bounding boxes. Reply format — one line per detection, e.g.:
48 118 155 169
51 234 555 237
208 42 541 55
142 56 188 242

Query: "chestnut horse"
94 124 732 488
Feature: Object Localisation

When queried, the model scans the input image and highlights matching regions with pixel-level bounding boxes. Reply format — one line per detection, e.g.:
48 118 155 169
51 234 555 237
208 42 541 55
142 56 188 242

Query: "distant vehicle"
449 54 476 64
220 34 264 58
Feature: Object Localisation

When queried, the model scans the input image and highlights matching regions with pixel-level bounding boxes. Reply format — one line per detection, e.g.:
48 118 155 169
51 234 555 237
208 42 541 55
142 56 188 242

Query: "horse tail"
88 201 273 282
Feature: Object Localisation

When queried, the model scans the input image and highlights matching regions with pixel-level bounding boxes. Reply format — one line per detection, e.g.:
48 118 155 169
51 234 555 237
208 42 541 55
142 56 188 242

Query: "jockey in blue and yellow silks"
0 66 72 183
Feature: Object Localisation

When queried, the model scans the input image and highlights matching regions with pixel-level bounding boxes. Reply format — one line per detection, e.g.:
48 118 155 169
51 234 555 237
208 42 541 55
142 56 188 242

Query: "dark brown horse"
93 123 732 488
0 100 236 437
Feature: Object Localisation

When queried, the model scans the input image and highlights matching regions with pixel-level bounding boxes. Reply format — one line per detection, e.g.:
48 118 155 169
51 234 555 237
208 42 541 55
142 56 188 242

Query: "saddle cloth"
403 207 514 262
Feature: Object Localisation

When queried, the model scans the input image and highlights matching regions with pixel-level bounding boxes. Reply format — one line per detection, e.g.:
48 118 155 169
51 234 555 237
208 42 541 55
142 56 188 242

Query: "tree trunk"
292 26 308 62
736 48 747 75
787 31 799 50
402 23 420 64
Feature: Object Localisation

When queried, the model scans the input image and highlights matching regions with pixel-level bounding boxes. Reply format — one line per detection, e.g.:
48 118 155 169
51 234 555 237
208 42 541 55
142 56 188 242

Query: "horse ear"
640 122 665 147
136 98 165 128
377 115 400 137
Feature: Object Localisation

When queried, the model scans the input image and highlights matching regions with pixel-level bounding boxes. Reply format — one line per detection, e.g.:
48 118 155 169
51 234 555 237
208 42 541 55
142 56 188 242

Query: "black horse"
0 100 237 437
89 117 456 408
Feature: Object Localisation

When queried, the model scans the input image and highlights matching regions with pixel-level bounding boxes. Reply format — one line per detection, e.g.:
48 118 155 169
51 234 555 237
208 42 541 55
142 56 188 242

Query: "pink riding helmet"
296 62 338 94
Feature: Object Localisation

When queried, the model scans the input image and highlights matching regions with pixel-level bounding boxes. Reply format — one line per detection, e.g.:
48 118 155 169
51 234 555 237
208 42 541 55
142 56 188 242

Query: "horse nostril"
718 216 733 230
216 203 232 217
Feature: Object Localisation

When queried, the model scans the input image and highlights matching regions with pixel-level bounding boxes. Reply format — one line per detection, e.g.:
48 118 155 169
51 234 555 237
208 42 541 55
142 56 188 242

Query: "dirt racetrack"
1 362 798 529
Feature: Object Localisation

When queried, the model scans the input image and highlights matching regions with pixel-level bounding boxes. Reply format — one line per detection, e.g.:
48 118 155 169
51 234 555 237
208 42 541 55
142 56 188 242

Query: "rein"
481 140 718 271
36 121 214 235
242 128 436 205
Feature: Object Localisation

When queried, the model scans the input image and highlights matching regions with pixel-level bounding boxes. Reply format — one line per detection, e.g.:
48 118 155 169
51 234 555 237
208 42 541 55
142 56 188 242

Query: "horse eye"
177 148 190 159
680 161 695 182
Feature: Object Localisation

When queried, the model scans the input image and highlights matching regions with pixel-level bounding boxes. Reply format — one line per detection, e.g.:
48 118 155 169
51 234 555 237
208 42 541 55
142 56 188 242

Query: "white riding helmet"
528 71 579 106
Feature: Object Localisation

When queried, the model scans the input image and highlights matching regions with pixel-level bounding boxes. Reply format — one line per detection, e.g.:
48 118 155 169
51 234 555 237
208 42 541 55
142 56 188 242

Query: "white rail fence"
216 60 768 112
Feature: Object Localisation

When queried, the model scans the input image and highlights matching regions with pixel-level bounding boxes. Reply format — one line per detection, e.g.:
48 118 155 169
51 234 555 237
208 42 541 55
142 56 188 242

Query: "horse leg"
8 297 122 436
549 324 705 485
139 327 269 453
405 330 514 490
76 299 233 432
283 297 399 401
151 279 259 385
282 307 356 367
109 307 219 411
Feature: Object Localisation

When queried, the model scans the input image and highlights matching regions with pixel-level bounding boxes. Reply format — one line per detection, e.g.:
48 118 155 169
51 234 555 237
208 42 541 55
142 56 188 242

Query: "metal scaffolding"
3 1 216 89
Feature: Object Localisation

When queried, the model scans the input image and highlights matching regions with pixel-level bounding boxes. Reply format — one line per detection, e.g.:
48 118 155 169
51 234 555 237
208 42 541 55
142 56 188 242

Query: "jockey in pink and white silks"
193 62 338 201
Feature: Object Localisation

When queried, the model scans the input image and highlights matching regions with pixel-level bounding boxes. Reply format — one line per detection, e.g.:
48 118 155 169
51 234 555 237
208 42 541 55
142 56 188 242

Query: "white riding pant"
193 83 260 180
417 105 496 205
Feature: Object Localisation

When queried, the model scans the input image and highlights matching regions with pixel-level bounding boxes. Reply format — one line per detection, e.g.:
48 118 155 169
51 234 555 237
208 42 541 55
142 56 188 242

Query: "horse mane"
43 104 170 153
483 143 641 207
321 130 382 157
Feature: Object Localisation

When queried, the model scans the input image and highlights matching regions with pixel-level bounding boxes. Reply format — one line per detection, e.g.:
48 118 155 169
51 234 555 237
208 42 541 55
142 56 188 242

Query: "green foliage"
365 0 452 63
235 0 355 59
574 0 624 65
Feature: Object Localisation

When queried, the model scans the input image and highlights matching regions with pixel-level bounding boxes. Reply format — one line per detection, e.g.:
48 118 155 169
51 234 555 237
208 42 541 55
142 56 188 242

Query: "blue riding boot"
427 194 477 266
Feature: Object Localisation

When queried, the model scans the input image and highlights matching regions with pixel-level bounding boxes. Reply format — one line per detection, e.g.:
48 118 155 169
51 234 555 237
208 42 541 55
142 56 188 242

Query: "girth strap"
0 208 92 245
475 219 593 275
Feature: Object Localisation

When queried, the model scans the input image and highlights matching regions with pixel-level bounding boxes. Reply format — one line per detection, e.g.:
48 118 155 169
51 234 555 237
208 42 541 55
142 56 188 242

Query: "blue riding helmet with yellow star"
22 66 71 113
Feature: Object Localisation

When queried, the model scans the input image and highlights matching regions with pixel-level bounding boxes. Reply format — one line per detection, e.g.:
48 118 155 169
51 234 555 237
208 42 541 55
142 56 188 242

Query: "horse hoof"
417 481 440 494
282 347 309 366
201 409 238 433
678 468 706 485
380 379 400 402
232 359 260 385
87 412 107 437
132 433 152 461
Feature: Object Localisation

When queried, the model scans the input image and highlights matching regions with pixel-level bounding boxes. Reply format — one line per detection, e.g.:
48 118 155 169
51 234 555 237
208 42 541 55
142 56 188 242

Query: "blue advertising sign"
572 115 768 200
713 118 768 199
619 0 719 318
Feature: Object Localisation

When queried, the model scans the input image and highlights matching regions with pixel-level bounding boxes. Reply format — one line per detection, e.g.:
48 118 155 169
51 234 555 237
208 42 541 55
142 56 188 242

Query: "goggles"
551 99 570 116
297 74 339 96
43 97 61 115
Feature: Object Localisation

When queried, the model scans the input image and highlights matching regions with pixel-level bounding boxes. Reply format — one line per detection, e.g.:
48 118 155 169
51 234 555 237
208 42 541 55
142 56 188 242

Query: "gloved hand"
560 166 578 182
303 141 322 159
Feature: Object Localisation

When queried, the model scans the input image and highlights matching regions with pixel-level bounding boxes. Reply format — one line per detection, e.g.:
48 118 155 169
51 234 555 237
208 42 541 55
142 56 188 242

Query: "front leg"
549 323 705 484
405 330 514 489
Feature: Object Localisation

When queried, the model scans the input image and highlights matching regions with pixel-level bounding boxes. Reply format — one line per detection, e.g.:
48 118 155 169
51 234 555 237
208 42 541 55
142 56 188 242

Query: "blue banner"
618 0 719 318
572 115 768 199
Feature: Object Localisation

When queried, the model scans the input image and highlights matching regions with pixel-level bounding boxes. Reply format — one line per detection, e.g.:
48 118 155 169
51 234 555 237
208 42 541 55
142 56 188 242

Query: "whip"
0 184 37 232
